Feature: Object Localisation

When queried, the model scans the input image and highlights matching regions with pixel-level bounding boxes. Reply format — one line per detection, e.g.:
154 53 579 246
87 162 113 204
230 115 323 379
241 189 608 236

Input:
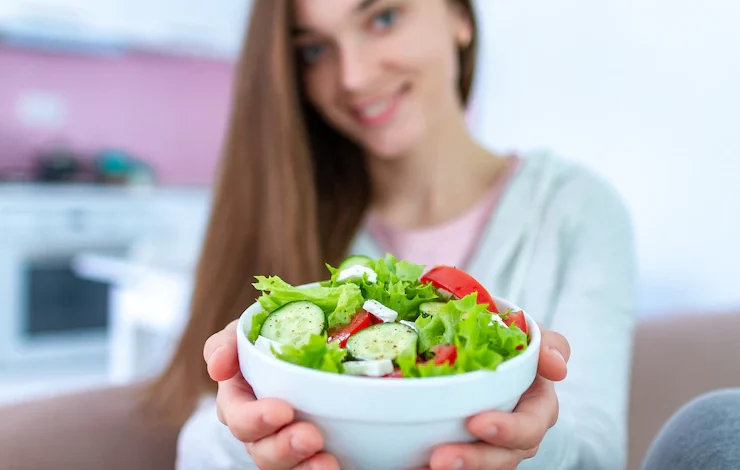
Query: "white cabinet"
0 0 252 59
0 185 210 369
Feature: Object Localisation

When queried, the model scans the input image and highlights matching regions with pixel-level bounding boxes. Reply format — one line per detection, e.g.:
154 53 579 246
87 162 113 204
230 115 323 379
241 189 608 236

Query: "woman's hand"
419 326 571 470
205 321 569 470
203 320 340 470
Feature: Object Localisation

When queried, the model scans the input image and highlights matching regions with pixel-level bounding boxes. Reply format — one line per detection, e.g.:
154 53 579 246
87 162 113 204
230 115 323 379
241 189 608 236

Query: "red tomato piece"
328 310 372 348
503 310 528 335
430 344 457 366
383 369 404 378
503 310 529 350
420 266 498 313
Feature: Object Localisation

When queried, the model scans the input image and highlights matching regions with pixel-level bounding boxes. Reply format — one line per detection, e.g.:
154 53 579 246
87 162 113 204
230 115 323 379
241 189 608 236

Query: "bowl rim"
236 282 541 389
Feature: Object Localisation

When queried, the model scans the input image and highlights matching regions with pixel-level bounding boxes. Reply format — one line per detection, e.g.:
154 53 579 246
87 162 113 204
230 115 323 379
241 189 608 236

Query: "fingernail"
207 345 222 363
549 347 565 364
450 458 464 470
291 435 311 454
485 425 499 439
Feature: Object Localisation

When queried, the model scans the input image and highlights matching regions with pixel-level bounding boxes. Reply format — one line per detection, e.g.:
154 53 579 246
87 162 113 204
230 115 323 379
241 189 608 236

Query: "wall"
3 1 738 315
0 44 235 185
469 0 740 315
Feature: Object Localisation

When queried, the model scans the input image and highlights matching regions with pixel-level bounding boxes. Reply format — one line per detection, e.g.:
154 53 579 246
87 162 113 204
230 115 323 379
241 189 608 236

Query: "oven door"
0 250 111 365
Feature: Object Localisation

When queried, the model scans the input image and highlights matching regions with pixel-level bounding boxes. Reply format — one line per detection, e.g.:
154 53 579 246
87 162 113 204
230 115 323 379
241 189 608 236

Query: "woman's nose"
338 45 379 93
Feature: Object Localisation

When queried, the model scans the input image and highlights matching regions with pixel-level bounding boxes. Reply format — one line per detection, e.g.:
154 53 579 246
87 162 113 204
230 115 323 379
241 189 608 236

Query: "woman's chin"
360 132 419 162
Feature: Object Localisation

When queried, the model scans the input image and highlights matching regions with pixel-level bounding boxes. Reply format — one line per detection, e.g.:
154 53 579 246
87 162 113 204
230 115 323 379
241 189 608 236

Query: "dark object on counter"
34 146 84 182
93 149 156 185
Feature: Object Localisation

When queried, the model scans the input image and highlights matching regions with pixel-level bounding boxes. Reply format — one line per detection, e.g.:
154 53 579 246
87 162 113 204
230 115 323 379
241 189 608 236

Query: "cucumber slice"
338 255 374 270
259 301 325 347
347 323 418 361
419 301 446 318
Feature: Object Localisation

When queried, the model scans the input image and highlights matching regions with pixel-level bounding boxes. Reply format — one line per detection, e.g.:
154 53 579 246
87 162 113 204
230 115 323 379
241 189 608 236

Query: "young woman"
1 2 738 470
147 0 637 469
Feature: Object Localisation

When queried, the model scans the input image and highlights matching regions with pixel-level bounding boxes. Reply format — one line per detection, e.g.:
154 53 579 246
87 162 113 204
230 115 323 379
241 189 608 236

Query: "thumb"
204 320 240 382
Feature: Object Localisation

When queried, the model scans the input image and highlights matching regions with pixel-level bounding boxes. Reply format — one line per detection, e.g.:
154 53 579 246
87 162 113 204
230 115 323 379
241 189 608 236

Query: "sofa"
627 309 740 470
1 310 738 470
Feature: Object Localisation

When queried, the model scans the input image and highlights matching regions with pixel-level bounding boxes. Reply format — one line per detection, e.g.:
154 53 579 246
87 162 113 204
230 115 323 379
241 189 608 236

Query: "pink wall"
0 44 235 185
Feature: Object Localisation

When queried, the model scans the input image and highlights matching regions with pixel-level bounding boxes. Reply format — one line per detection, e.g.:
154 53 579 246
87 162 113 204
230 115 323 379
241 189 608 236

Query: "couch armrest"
628 310 740 470
0 384 179 470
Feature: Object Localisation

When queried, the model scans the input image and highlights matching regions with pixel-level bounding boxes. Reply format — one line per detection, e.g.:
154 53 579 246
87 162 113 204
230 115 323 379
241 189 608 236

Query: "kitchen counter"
73 251 194 335
74 252 195 383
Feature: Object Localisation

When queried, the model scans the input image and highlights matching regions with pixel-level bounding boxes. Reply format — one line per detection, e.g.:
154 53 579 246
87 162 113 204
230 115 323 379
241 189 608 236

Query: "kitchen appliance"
0 186 147 366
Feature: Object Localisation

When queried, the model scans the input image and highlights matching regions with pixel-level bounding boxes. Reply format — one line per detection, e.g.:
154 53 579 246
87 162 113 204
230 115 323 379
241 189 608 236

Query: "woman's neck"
366 112 508 230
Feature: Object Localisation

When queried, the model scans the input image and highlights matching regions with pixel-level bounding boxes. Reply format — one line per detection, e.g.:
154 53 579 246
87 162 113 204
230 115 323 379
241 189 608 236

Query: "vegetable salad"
247 254 530 378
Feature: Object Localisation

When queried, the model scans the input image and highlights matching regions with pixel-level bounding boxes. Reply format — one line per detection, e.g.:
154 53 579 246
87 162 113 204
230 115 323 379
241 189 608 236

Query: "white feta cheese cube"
399 320 419 333
488 314 509 328
337 265 378 283
362 299 398 323
437 288 455 299
255 335 284 356
343 359 394 377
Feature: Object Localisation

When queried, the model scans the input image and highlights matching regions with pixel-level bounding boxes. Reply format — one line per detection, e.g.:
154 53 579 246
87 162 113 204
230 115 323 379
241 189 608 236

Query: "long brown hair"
144 0 480 426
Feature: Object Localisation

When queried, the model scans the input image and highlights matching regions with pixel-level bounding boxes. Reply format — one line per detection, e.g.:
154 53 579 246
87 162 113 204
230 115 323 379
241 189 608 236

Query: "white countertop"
74 252 194 335
0 182 211 198
73 252 192 286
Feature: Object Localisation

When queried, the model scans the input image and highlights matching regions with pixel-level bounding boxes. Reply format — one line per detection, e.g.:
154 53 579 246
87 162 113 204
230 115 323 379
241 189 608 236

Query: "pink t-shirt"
365 156 521 269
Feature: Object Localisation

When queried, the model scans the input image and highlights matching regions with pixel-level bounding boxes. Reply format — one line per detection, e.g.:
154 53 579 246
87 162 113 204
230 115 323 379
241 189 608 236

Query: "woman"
1 2 738 469
148 0 637 469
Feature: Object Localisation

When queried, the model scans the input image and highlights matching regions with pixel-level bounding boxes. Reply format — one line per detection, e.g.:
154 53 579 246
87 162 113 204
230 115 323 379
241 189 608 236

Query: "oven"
0 186 147 366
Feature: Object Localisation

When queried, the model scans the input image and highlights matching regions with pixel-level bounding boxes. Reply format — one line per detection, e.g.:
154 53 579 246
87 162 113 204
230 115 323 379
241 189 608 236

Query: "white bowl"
236 283 541 470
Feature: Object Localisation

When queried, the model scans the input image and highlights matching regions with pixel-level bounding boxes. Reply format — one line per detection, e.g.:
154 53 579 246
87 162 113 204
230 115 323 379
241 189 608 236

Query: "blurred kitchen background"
0 0 738 405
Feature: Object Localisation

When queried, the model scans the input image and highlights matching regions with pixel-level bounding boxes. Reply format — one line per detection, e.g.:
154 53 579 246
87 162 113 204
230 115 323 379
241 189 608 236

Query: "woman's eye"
299 43 326 64
370 8 399 31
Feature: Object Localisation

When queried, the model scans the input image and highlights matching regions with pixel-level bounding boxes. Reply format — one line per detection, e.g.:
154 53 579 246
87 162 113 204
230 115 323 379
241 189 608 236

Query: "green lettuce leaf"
252 275 364 329
399 293 529 378
247 311 269 343
325 253 440 322
274 333 347 374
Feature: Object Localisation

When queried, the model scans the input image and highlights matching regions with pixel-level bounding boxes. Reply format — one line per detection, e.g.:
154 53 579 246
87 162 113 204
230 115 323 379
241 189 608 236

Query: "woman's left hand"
420 326 571 470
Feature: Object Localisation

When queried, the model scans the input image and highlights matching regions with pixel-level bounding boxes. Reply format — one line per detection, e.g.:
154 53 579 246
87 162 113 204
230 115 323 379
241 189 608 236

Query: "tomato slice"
429 344 457 366
328 310 372 348
383 368 404 378
420 266 498 313
503 310 528 335
503 310 528 350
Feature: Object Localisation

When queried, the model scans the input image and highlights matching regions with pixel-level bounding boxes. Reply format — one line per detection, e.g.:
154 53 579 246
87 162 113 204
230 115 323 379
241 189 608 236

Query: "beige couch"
1 311 738 470
627 309 740 470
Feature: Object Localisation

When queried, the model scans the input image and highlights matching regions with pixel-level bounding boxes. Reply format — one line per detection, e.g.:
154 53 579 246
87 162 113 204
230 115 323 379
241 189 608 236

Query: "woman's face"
292 0 473 159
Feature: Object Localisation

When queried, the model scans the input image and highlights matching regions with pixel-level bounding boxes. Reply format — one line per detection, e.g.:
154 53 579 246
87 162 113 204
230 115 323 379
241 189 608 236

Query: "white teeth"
359 98 392 119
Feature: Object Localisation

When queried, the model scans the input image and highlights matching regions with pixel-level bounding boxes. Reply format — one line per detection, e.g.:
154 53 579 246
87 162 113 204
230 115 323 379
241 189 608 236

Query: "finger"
292 452 341 470
537 326 570 382
429 441 537 470
204 320 240 382
248 421 324 470
467 376 558 450
217 374 294 443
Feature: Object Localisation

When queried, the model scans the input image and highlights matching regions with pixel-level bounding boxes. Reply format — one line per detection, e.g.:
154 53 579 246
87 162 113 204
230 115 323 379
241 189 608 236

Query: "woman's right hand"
203 320 341 470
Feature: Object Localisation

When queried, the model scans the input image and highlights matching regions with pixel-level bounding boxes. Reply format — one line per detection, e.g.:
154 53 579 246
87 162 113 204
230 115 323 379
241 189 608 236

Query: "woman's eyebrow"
292 0 382 37
355 0 381 12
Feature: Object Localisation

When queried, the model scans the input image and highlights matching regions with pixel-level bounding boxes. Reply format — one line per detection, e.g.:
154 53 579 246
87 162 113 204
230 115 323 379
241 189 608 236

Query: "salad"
247 254 530 378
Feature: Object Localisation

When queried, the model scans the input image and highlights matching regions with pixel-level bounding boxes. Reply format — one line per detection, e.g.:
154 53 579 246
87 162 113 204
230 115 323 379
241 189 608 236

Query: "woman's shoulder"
512 150 633 230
